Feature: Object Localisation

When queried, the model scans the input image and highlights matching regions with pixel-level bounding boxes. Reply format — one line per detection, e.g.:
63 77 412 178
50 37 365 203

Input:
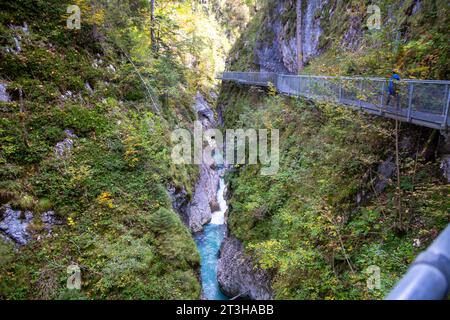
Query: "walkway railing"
218 72 450 130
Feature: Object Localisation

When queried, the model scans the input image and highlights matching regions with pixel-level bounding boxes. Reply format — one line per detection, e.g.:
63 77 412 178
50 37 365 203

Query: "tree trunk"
150 0 157 52
395 119 403 232
19 88 29 148
296 0 303 73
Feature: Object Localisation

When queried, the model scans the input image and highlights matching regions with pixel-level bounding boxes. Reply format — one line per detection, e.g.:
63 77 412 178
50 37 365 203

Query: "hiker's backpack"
388 74 401 95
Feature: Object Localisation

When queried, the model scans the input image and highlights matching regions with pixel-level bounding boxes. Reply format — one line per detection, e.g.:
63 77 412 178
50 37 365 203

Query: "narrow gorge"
178 92 230 300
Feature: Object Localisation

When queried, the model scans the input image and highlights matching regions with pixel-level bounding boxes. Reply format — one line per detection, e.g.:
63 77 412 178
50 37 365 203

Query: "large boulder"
0 205 33 245
217 236 273 300
187 163 219 232
54 129 77 158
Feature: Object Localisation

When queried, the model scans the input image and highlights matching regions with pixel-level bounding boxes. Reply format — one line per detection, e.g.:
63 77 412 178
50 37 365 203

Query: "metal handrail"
218 72 450 130
218 72 450 84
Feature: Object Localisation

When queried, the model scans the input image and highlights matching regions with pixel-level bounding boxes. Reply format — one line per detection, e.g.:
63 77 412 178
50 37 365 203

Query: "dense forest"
0 0 449 301
0 0 252 299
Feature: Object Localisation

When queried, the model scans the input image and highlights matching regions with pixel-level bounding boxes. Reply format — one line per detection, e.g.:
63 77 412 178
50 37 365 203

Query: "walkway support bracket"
407 83 414 122
443 84 450 130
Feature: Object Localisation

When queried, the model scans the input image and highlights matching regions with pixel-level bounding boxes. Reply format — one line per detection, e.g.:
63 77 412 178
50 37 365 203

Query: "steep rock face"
439 131 450 183
217 236 273 300
186 93 220 232
254 1 293 74
374 157 397 194
254 0 325 73
302 0 324 63
194 92 216 129
168 185 190 226
187 162 220 232
340 6 364 50
440 155 450 183
7 23 29 54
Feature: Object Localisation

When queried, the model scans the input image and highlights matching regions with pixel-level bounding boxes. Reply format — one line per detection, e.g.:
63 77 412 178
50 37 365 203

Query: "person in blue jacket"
386 69 401 109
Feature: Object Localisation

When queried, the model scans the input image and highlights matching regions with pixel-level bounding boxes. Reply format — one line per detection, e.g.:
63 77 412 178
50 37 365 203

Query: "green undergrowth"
221 1 449 299
219 84 449 299
0 0 235 299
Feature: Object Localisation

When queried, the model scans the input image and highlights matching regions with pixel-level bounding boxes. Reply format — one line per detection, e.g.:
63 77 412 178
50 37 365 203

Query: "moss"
13 195 35 211
0 0 212 300
35 198 52 213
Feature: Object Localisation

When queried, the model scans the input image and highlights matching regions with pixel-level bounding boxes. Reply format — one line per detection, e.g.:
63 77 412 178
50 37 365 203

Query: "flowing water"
194 171 229 300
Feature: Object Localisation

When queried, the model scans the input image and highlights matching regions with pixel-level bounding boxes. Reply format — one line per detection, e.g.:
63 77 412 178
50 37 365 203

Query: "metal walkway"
218 72 450 130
